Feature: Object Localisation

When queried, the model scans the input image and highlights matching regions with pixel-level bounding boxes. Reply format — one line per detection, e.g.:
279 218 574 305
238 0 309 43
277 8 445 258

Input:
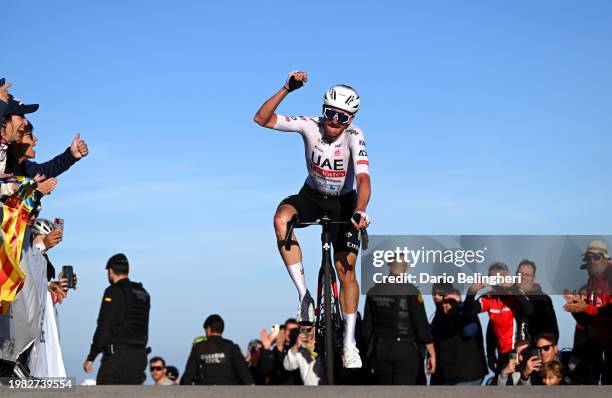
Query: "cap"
106 253 129 269
165 366 179 381
3 94 39 116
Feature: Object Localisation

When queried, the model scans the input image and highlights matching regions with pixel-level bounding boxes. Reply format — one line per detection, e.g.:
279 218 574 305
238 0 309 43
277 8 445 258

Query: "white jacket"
283 348 323 386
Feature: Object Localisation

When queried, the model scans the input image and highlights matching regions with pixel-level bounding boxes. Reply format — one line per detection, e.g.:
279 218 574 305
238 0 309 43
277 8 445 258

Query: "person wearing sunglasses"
254 71 371 369
564 240 612 384
515 333 559 385
149 356 174 385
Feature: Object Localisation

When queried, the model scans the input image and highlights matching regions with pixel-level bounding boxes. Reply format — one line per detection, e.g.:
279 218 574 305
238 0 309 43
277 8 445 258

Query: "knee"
336 264 357 284
273 212 291 234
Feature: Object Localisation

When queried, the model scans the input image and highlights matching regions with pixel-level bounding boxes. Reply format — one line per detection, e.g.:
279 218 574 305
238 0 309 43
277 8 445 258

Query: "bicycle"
284 212 368 385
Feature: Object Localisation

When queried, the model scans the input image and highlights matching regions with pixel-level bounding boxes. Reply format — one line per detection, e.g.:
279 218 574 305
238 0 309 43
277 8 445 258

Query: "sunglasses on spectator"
537 344 553 352
586 253 603 261
442 299 458 304
323 107 352 124
150 366 164 372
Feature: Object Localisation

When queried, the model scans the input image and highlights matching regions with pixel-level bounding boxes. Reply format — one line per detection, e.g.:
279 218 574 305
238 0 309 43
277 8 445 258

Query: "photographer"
497 340 534 385
503 336 561 386
259 319 302 385
283 324 323 385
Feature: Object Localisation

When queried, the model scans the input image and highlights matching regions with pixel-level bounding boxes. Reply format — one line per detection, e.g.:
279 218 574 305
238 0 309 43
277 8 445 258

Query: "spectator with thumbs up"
6 121 89 179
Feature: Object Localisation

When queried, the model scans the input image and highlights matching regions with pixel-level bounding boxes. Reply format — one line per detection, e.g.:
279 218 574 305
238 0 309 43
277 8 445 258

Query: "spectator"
0 78 10 117
149 357 174 386
463 262 534 374
246 339 268 384
1 87 38 198
362 256 435 385
259 318 302 385
5 116 89 179
165 366 179 384
564 240 612 384
84 254 151 385
431 283 453 309
497 340 533 385
5 121 58 194
181 314 253 385
430 288 487 385
515 259 559 340
541 361 565 385
283 324 323 385
519 333 560 385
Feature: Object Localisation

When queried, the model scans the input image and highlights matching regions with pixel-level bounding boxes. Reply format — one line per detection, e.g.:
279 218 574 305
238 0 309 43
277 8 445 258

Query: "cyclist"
254 71 371 368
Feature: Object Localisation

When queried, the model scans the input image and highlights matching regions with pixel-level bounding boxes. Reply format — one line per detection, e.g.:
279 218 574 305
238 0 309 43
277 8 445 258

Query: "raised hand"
70 132 89 159
36 177 58 195
0 81 11 103
284 71 308 92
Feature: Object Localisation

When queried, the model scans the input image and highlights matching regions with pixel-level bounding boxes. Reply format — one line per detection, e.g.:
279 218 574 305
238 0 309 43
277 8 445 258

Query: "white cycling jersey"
273 115 369 196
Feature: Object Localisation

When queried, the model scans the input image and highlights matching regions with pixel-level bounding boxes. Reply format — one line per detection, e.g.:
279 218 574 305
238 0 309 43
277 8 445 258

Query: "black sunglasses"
150 366 164 372
537 344 553 352
586 253 603 261
323 107 352 124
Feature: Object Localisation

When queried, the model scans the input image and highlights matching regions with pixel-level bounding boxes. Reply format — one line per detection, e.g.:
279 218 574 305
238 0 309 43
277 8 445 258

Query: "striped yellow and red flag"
0 177 42 315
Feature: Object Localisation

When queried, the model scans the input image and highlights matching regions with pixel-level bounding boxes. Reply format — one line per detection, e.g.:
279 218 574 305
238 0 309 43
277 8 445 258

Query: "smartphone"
271 324 280 337
510 352 518 362
299 325 313 335
62 265 74 289
54 218 64 230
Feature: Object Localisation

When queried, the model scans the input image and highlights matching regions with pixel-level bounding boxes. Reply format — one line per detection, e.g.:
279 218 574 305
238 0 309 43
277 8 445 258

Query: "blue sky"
4 0 612 383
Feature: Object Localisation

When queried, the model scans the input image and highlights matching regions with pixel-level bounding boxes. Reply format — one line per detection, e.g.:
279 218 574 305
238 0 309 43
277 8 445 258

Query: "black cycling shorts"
278 184 360 255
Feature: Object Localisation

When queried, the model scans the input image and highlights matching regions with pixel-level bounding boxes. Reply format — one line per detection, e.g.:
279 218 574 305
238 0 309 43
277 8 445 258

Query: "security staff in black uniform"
181 314 254 385
83 253 151 384
362 256 436 384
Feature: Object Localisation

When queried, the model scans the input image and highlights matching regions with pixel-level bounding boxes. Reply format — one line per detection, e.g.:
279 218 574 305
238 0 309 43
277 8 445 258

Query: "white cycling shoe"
342 343 362 368
296 291 315 324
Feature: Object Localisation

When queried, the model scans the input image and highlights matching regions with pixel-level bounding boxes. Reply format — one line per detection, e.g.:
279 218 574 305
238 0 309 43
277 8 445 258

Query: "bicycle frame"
284 213 367 385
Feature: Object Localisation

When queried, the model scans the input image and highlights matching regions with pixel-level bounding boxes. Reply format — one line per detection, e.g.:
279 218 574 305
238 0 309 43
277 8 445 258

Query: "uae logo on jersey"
334 149 341 157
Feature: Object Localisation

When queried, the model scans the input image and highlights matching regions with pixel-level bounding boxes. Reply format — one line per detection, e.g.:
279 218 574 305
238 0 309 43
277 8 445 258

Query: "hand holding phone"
62 265 75 289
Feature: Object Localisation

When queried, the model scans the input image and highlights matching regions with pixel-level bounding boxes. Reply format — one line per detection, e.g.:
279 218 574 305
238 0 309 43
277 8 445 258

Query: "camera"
288 327 300 347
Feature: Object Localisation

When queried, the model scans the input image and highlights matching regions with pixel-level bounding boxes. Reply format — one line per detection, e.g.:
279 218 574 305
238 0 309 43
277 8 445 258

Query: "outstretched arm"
23 133 89 178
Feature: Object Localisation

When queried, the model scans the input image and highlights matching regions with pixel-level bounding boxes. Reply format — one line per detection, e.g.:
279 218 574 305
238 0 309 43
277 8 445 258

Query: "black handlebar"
284 213 369 251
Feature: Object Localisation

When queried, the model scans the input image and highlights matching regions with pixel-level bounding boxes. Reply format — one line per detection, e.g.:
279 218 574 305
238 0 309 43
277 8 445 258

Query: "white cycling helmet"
32 218 55 236
323 85 360 114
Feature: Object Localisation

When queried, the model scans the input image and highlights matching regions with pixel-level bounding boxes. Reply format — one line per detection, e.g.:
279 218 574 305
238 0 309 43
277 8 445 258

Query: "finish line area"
1 386 611 398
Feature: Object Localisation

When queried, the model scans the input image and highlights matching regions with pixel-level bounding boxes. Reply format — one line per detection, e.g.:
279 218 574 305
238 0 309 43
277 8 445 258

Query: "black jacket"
87 278 150 361
5 148 78 178
430 305 487 385
259 346 303 385
524 285 559 340
181 336 254 385
362 282 432 344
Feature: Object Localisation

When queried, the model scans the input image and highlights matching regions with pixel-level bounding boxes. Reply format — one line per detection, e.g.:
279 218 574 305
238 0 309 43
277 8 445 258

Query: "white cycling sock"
343 312 357 346
287 262 308 301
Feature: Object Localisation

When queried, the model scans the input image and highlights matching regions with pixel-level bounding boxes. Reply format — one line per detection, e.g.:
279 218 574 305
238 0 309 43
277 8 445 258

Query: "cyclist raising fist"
254 71 371 369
